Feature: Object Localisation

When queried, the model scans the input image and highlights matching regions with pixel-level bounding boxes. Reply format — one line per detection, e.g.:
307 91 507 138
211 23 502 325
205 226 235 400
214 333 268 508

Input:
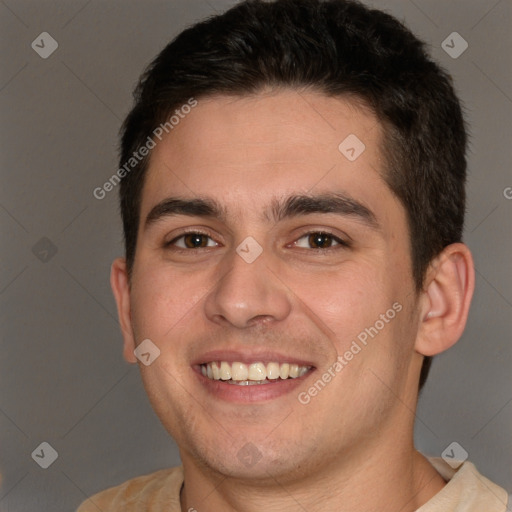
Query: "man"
78 0 510 510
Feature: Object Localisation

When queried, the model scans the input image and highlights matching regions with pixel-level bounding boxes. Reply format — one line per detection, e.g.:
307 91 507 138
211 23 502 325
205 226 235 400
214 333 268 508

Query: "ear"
110 258 137 363
415 243 475 357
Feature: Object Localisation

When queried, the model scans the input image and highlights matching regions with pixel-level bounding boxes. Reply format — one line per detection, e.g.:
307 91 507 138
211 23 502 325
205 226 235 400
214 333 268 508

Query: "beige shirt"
77 458 510 511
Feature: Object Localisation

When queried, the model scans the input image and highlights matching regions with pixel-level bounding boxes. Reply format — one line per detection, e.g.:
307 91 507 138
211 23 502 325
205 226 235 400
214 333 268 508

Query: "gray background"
0 0 510 510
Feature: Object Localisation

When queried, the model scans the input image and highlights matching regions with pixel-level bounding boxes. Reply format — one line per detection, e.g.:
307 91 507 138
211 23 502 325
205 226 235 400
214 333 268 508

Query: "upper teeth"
201 361 310 381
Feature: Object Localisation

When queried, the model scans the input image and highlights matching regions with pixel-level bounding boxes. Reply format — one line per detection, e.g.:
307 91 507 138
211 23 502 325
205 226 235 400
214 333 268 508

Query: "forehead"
141 89 390 220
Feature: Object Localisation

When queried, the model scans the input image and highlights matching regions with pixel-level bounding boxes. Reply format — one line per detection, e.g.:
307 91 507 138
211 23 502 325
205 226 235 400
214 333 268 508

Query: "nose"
203 247 292 329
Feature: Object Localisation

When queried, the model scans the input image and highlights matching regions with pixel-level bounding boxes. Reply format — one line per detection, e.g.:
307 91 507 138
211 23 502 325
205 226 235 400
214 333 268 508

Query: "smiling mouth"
200 361 312 386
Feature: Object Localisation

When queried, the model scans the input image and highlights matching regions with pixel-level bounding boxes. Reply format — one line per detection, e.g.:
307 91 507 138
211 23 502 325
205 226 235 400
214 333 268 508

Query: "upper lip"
191 350 316 367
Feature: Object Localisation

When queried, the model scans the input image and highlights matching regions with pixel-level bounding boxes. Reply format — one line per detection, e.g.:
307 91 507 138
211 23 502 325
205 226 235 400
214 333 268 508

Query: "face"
118 89 425 483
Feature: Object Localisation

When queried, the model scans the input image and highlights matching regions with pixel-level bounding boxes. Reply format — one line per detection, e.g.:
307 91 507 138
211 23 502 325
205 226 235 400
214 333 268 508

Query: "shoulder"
422 458 509 511
76 466 184 512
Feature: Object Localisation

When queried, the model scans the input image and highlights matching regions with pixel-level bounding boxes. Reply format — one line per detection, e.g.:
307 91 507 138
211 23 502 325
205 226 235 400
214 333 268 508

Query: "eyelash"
165 230 350 251
293 231 350 250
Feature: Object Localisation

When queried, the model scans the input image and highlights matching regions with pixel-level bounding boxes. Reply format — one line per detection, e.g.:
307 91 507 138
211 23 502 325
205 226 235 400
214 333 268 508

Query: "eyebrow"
270 193 379 229
144 193 379 231
145 197 226 228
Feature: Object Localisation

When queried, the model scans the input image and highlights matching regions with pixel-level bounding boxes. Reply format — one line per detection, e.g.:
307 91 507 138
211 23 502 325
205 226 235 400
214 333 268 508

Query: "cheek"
129 265 206 341
284 261 393 348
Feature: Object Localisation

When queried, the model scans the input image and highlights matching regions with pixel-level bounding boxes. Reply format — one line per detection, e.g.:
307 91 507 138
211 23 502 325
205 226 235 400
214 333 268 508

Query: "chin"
184 436 318 484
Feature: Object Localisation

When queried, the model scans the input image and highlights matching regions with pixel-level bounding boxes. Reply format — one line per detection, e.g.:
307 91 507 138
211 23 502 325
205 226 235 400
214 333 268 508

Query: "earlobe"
110 258 137 363
415 243 475 357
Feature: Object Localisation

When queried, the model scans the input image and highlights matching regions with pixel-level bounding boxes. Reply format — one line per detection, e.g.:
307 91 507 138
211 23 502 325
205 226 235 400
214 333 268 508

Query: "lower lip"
194 367 314 403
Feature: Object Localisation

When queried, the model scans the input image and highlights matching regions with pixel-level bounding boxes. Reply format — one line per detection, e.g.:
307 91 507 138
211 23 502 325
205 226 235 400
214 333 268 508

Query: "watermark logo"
134 339 161 366
237 442 262 468
441 441 468 469
236 236 263 264
32 237 58 263
31 32 58 59
338 134 366 162
31 442 58 469
441 32 468 59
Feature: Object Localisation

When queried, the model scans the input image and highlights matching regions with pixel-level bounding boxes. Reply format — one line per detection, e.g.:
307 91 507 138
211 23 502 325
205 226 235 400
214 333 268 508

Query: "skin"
111 89 474 511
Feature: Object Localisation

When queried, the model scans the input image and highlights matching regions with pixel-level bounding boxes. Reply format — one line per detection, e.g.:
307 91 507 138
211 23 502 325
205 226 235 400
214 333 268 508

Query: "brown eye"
295 232 344 249
170 233 217 249
308 233 335 249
